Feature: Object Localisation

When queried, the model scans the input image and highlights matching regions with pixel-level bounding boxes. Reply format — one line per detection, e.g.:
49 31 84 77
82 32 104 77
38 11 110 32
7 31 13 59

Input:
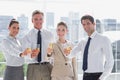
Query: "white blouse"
1 35 24 66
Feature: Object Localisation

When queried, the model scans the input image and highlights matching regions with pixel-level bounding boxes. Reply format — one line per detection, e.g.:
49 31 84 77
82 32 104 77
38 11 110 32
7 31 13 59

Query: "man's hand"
31 48 40 58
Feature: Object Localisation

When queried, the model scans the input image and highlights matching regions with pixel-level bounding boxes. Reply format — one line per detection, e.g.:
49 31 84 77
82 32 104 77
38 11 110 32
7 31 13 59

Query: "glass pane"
106 73 120 80
0 0 120 80
0 52 5 62
113 61 120 73
0 63 5 77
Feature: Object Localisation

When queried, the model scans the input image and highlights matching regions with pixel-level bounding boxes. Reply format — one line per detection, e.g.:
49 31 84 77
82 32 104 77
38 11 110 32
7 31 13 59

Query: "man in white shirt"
69 15 114 80
22 10 54 80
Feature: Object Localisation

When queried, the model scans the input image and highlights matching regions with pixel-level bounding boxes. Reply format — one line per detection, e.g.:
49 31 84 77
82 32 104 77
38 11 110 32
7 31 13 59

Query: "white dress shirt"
70 31 114 80
22 28 54 64
1 36 24 66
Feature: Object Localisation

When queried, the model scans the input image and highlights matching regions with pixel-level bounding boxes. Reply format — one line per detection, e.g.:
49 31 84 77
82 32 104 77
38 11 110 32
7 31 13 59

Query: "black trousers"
83 72 102 80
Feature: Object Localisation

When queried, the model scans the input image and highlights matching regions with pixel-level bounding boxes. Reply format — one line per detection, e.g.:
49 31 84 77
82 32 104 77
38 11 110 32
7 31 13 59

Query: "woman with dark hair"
1 19 29 80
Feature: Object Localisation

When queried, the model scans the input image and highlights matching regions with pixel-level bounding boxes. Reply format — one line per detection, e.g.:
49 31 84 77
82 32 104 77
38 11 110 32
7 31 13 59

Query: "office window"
0 0 120 80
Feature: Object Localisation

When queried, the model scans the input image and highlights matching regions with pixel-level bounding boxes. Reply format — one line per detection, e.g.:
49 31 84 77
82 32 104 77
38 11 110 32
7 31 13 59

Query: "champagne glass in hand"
31 44 40 58
26 48 32 54
36 44 40 52
64 46 72 56
20 48 31 57
47 43 53 56
47 43 54 64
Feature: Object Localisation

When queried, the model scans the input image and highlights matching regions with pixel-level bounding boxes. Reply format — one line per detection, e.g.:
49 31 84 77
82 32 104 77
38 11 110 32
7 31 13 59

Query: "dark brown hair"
9 19 19 27
81 15 94 24
57 22 68 29
32 10 44 17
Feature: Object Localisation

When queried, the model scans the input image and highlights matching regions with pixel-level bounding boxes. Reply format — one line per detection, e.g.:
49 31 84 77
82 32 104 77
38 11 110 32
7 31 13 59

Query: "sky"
0 0 119 19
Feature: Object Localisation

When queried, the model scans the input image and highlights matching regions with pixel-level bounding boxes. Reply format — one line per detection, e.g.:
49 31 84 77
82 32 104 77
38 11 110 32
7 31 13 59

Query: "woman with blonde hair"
47 22 78 80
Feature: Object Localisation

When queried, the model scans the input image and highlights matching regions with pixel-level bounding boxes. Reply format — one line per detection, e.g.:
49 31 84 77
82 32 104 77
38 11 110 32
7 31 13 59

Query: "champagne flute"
30 44 40 58
37 44 40 51
47 43 53 56
25 47 32 58
64 45 72 55
26 47 32 54
48 43 54 64
66 46 72 51
49 43 53 49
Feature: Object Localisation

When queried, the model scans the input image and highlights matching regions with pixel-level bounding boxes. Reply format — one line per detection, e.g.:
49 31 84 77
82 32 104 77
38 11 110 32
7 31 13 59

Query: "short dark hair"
9 19 19 27
81 15 94 24
32 10 44 17
57 22 68 29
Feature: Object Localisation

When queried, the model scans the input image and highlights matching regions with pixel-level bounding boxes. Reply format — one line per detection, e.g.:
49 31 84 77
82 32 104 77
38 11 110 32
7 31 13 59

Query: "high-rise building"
117 23 120 30
17 14 28 30
68 12 81 43
17 14 29 38
102 19 117 31
46 12 54 29
96 19 103 33
60 17 70 40
0 16 14 42
60 17 70 26
0 15 13 31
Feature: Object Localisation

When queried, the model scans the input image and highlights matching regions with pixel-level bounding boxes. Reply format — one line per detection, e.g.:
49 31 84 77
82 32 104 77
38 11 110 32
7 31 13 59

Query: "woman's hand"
64 47 72 56
47 48 53 57
20 48 32 57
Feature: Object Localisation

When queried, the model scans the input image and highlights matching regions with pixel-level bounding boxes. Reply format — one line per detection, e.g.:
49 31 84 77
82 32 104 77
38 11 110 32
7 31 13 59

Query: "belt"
84 72 102 76
30 62 49 65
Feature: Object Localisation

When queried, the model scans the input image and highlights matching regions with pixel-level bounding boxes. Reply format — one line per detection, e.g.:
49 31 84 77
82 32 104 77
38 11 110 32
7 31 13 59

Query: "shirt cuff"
17 51 23 57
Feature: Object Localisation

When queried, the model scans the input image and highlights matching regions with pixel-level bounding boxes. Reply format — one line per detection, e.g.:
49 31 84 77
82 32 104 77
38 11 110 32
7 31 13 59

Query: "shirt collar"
7 35 16 40
89 31 98 39
33 28 44 34
57 39 68 44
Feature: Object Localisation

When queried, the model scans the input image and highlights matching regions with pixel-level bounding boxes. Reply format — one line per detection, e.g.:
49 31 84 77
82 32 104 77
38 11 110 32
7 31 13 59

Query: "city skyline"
0 1 120 80
0 13 120 43
0 0 120 19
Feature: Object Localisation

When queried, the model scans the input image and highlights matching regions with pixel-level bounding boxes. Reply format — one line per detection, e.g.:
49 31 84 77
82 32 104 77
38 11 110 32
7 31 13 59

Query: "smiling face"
32 13 44 30
57 23 68 39
8 23 19 37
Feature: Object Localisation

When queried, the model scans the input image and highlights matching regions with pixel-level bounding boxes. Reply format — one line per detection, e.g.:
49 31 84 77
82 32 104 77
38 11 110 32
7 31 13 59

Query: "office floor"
0 73 120 80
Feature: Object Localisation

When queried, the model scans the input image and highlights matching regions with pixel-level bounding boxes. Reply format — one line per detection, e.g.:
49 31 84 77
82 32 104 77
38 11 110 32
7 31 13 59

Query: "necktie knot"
88 37 91 41
39 30 41 33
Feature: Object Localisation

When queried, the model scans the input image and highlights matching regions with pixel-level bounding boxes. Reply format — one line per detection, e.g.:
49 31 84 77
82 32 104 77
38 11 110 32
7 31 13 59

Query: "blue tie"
82 37 91 71
37 30 42 62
